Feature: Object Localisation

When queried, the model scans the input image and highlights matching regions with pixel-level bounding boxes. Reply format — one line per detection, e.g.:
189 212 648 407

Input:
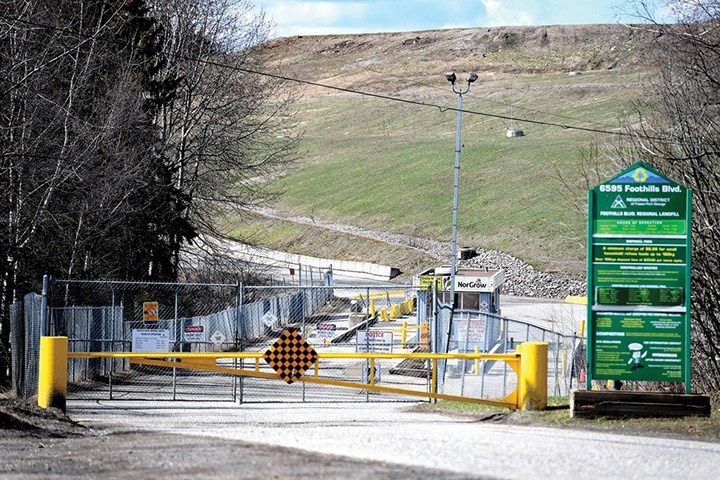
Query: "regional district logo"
632 168 649 183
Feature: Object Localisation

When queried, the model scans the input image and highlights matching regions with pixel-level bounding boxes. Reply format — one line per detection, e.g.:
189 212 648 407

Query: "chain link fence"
10 277 585 404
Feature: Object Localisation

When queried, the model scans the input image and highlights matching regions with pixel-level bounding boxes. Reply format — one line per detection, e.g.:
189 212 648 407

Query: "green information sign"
594 311 685 381
587 161 692 391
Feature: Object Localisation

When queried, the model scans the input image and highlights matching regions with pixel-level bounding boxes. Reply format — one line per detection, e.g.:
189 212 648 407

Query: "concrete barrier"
193 236 400 281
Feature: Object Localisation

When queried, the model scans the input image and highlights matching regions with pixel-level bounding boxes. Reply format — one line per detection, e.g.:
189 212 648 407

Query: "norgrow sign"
587 161 692 392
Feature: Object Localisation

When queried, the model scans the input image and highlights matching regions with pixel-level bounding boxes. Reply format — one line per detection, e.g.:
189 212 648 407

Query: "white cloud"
262 1 372 36
481 0 537 26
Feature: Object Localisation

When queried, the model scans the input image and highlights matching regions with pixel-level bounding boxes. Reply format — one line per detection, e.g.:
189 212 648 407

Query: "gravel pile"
459 249 587 298
247 206 588 299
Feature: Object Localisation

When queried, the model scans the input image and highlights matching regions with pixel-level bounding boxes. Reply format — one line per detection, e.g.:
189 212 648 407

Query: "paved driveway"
69 400 720 480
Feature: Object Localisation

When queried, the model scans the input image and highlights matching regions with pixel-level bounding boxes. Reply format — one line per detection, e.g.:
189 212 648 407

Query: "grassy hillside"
230 25 660 276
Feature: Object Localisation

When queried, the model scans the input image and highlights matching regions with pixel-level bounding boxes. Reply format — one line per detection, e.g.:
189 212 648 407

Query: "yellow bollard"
38 336 68 411
380 308 389 322
407 297 414 312
401 321 407 348
518 342 548 411
390 305 398 319
370 299 376 318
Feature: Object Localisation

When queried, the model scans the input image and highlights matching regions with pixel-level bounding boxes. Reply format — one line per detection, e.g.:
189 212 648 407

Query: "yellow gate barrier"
39 336 548 412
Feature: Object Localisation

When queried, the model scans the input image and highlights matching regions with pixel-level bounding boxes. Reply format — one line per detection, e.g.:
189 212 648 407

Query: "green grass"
232 65 655 275
418 398 720 440
227 215 438 281
266 72 648 270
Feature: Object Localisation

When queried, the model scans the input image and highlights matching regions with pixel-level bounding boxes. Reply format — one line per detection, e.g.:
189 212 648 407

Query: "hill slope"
230 24 661 280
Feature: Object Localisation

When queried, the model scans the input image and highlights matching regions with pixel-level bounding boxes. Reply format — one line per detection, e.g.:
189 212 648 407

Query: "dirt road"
0 397 480 479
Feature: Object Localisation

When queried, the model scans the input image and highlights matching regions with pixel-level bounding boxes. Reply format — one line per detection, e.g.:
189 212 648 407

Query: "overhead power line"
0 13 662 142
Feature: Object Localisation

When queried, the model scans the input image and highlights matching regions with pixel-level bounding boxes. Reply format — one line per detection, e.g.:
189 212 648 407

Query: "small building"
415 266 504 314
506 129 524 138
415 266 505 354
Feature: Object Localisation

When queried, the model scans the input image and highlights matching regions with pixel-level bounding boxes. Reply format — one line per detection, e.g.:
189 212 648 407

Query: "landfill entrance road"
69 400 720 480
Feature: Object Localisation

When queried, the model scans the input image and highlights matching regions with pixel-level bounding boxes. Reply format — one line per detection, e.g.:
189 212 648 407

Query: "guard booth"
414 266 505 354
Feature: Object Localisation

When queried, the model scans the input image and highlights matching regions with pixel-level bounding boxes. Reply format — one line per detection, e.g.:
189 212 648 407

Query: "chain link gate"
13 276 584 403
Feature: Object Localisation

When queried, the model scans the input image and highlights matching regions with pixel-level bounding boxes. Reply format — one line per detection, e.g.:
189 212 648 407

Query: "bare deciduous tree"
0 0 298 387
619 0 720 398
149 0 300 274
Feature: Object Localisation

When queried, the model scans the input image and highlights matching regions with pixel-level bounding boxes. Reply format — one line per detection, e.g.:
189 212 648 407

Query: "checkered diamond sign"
263 327 318 384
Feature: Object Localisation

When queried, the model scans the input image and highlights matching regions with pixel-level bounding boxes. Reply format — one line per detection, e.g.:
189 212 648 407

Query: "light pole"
445 71 477 308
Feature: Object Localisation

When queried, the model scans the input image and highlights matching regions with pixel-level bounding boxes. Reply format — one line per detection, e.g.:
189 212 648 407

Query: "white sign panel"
183 325 205 342
356 330 393 353
132 329 170 353
454 271 505 292
211 330 226 347
455 318 487 346
316 323 337 340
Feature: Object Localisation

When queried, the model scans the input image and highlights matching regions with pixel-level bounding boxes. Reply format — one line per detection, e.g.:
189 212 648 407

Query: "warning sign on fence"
183 325 205 342
142 301 159 324
356 330 393 353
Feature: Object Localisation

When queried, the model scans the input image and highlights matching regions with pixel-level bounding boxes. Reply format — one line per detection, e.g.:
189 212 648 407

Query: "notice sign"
454 318 487 349
315 323 337 340
587 161 691 389
356 330 393 353
132 329 169 353
143 301 159 324
593 312 685 380
183 325 205 342
453 271 504 293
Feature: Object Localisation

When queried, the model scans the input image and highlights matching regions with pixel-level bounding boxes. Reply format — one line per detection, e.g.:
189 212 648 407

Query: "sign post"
587 161 692 393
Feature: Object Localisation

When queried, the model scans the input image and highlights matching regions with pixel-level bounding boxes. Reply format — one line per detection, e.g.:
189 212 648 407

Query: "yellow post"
407 297 414 312
380 308 389 322
38 336 68 411
431 358 437 395
517 342 548 411
370 299 376 318
401 321 407 348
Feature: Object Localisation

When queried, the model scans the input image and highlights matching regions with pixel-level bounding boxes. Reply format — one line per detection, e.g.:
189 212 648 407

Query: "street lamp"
445 71 477 308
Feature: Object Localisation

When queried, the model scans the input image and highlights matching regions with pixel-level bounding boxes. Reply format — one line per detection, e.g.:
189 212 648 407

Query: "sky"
256 0 659 38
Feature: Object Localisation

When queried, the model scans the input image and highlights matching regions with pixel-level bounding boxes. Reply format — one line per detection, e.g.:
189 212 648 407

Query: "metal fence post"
172 285 179 401
502 318 508 398
365 287 370 403
233 282 240 402
40 275 49 337
518 342 548 410
460 312 471 396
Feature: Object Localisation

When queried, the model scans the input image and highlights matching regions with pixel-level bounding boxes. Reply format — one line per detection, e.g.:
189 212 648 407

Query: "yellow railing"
38 337 548 412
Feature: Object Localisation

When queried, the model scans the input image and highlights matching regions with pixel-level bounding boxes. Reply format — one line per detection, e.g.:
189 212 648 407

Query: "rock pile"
247 206 588 299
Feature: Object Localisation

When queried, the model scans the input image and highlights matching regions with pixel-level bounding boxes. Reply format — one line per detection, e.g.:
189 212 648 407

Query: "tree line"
0 0 298 386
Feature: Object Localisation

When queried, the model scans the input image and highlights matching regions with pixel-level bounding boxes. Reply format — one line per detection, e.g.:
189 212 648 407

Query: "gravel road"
65 400 720 480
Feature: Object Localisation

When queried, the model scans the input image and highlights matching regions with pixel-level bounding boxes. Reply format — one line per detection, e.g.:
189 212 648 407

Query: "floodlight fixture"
467 72 478 83
445 72 456 84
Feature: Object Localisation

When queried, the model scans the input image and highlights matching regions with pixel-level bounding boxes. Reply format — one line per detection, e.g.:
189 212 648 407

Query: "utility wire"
0 13 663 142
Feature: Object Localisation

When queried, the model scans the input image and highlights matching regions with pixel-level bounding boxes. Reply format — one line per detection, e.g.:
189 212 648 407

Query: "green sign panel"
587 161 691 391
594 311 685 381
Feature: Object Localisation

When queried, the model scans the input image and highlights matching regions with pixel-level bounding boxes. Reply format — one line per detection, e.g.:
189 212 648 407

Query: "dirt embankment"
257 23 662 93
